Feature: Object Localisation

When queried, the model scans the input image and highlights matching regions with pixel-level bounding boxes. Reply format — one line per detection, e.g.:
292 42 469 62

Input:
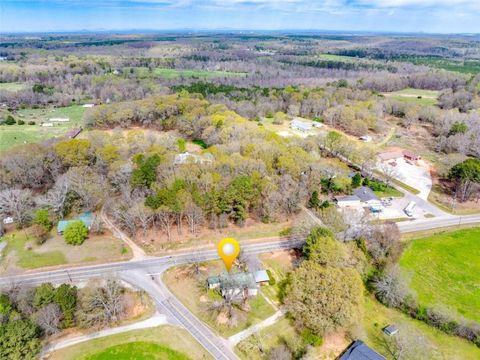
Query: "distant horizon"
1 1 480 34
2 28 480 36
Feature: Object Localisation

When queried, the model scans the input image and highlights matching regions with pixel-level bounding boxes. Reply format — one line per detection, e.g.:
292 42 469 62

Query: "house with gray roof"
338 340 386 360
290 119 313 132
207 271 271 299
353 186 380 206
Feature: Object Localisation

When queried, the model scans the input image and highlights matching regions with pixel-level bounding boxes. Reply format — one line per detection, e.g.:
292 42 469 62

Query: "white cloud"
354 0 480 8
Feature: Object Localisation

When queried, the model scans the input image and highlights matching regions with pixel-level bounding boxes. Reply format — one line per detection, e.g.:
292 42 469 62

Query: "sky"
1 0 480 34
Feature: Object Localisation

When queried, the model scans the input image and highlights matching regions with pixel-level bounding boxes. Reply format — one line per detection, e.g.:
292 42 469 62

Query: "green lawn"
373 186 404 198
399 227 480 322
49 326 211 360
84 342 189 360
0 82 27 92
1 232 67 269
0 105 86 151
0 229 131 271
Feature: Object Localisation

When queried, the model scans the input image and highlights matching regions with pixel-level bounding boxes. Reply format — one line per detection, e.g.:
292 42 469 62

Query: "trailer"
404 201 416 217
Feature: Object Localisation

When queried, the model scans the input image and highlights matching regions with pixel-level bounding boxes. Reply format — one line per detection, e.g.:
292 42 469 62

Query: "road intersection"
1 210 479 359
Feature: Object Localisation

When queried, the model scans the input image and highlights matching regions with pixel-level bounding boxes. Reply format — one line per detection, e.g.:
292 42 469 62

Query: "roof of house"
207 276 221 285
378 151 403 161
57 212 94 233
402 150 419 159
218 272 257 291
291 119 312 130
353 186 379 203
253 270 270 283
338 340 386 360
335 195 361 203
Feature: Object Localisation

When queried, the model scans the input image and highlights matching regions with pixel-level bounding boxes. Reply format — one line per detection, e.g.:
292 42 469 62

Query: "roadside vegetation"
0 278 153 359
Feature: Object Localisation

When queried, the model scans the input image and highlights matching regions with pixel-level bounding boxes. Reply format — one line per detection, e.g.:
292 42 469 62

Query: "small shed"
3 217 14 225
334 195 361 208
42 123 54 127
207 276 221 289
82 103 95 108
253 270 270 285
383 324 399 336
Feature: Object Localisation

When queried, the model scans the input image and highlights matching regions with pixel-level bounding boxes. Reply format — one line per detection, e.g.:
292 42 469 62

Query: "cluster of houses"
207 269 270 300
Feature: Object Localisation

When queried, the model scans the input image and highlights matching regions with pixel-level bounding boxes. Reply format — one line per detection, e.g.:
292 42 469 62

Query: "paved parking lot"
382 158 433 200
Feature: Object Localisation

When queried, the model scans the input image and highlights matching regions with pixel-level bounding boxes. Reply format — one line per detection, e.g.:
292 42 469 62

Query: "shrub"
34 209 52 232
28 121 36 125
301 328 323 347
4 115 15 125
17 119 25 125
63 221 88 245
266 269 276 285
29 224 49 245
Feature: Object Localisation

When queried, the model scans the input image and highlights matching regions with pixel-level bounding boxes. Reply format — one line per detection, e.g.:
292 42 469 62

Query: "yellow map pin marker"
217 238 240 272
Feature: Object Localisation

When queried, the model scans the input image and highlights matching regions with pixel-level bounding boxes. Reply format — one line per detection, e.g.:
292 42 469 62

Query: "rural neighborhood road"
1 211 479 359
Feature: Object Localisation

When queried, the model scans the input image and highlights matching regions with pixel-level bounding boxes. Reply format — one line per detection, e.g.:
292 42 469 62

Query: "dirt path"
227 309 286 346
100 207 148 260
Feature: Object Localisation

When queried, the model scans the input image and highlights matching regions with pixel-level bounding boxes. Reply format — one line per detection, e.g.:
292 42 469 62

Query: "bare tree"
33 303 62 335
207 292 239 328
184 202 204 235
269 344 292 360
372 265 409 308
37 175 70 216
0 189 34 226
78 278 126 328
379 163 399 187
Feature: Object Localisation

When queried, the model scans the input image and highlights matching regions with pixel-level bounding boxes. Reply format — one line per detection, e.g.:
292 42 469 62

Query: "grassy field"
0 105 86 151
399 227 480 322
132 67 246 79
0 82 27 92
383 88 439 106
362 296 480 360
49 326 211 360
163 260 276 337
84 342 189 360
0 229 131 271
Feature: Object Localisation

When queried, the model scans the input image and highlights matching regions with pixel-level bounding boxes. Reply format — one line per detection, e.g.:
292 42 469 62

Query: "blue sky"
1 0 479 33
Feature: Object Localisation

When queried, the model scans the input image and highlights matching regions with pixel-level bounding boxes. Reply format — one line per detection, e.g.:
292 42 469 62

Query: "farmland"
399 227 480 322
0 105 85 151
131 67 246 79
383 88 439 106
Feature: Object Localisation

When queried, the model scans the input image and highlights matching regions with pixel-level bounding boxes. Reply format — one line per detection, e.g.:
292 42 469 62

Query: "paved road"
397 214 480 233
